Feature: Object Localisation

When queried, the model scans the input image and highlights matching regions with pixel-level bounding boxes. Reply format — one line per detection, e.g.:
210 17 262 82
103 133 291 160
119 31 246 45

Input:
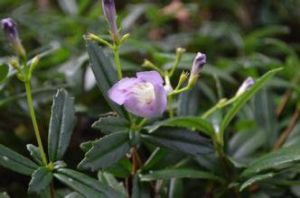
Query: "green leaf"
80 140 94 153
141 128 213 157
54 168 124 198
140 169 224 183
240 173 274 192
28 167 53 193
26 144 42 165
86 41 126 117
178 86 199 116
104 158 132 178
92 116 130 134
0 64 9 83
132 174 150 198
65 192 84 198
0 144 38 175
241 145 300 178
146 116 214 136
168 178 183 198
78 132 131 171
221 67 282 134
48 89 76 162
98 171 127 196
142 148 167 171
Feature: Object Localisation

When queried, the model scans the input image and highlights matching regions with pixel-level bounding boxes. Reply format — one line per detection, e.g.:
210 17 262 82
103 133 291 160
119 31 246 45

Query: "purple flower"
102 0 118 39
235 77 255 96
190 52 206 77
1 18 25 57
188 52 206 85
108 71 167 118
1 18 18 41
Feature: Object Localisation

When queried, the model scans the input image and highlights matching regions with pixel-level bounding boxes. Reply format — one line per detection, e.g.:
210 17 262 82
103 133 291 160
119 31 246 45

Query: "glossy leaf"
26 144 42 165
28 167 53 193
178 86 199 116
141 128 213 157
146 116 215 136
132 174 150 198
78 132 130 171
65 192 84 198
242 145 300 178
92 116 130 134
221 67 282 134
48 89 76 162
104 158 132 178
98 171 127 196
140 169 224 183
0 144 38 176
54 168 124 198
86 41 126 117
240 173 274 192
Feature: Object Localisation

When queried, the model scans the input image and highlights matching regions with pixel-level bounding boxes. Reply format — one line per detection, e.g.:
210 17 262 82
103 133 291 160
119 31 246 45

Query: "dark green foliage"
48 89 76 162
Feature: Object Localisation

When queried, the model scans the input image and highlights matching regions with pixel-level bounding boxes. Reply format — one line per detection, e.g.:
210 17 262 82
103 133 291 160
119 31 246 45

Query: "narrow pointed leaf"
242 145 300 178
48 89 76 162
78 132 130 171
221 67 282 134
141 128 213 157
92 116 130 134
54 168 124 198
146 116 214 136
0 144 38 175
65 192 84 198
28 167 53 193
26 144 42 165
86 41 126 117
240 173 274 192
98 171 127 196
140 169 223 183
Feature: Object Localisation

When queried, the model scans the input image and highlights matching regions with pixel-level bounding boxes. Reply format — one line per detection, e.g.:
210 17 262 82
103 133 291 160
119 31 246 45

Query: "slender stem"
131 146 142 175
201 97 236 119
113 45 122 79
24 81 48 165
169 86 190 96
50 183 56 198
273 109 299 150
167 95 174 118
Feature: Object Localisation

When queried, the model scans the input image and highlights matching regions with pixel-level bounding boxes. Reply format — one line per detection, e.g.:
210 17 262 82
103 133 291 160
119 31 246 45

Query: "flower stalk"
25 81 48 165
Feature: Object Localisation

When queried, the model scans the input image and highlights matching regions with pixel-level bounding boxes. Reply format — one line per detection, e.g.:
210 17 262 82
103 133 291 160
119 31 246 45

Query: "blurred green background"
0 0 299 197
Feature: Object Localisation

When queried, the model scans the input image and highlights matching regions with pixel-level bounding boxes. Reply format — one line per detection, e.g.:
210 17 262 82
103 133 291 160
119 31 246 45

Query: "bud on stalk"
102 0 119 41
1 18 26 58
188 52 206 86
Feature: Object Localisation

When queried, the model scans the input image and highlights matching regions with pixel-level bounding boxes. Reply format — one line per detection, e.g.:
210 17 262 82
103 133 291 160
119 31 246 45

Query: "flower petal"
153 84 167 115
108 77 139 105
123 83 167 118
136 71 163 85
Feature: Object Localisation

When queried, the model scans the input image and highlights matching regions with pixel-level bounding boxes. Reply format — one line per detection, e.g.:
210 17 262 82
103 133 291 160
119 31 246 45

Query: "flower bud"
176 71 188 89
188 52 206 85
235 77 255 97
102 0 119 41
1 18 26 58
